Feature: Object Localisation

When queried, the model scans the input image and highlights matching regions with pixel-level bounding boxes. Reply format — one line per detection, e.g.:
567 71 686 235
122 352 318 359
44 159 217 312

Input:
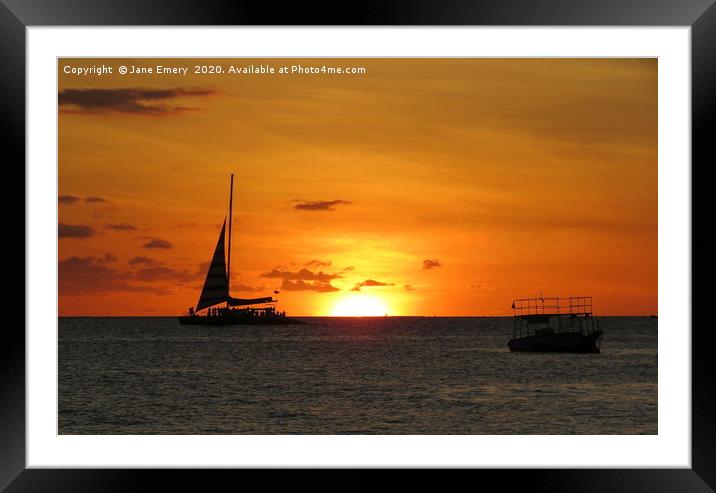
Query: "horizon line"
58 313 658 318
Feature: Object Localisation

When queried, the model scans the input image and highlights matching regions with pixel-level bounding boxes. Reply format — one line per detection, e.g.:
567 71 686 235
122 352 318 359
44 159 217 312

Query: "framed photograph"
4 0 715 490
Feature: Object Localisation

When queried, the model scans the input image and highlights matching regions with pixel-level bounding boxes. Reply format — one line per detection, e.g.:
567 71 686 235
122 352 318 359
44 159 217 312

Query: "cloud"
351 279 395 292
59 87 215 115
58 223 95 239
293 199 351 211
57 195 118 219
59 195 80 205
260 267 342 292
128 256 158 267
305 260 332 268
260 267 341 282
404 284 416 291
59 255 205 296
134 265 201 284
423 259 441 270
106 223 137 231
279 279 339 292
58 256 168 295
84 196 117 218
86 196 111 204
142 238 173 249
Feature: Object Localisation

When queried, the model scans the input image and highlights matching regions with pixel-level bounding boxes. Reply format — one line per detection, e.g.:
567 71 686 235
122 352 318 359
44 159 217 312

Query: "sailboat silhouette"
178 174 300 325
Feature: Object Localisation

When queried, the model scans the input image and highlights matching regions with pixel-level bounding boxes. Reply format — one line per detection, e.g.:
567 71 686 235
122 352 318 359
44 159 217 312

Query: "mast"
227 174 234 306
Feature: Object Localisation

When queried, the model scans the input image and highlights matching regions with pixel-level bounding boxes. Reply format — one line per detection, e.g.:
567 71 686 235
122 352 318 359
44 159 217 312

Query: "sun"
329 294 389 317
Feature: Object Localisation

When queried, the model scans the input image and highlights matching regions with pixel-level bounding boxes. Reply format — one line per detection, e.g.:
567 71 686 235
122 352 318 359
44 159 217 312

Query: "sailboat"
178 174 300 325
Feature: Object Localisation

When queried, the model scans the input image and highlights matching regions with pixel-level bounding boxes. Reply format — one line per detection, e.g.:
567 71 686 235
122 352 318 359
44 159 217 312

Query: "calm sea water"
59 316 657 434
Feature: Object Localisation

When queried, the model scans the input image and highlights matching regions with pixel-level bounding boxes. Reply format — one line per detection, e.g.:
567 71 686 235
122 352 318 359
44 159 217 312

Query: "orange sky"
58 58 657 316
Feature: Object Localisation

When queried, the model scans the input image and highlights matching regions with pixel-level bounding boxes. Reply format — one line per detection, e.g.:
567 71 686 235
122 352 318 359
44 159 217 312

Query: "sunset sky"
58 58 657 316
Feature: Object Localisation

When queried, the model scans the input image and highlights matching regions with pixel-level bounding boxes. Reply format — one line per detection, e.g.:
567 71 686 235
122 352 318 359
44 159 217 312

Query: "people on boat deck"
193 306 287 317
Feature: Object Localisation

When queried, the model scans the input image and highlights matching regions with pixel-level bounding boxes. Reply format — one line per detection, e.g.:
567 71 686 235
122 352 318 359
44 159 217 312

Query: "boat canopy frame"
511 296 601 340
512 296 593 317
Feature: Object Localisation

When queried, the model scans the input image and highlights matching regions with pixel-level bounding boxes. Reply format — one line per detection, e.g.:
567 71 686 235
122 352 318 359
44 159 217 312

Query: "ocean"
58 316 657 434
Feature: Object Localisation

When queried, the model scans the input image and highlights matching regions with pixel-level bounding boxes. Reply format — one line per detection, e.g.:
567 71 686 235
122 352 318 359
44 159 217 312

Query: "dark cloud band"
260 267 342 292
423 259 441 270
59 223 95 239
294 200 350 211
351 279 395 291
142 238 173 249
59 87 214 114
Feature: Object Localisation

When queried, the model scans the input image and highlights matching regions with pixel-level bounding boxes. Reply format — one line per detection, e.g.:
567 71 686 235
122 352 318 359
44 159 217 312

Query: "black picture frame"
2 0 714 491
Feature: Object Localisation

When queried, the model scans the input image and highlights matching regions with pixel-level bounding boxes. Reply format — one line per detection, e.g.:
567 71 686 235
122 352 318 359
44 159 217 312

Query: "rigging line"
227 173 234 304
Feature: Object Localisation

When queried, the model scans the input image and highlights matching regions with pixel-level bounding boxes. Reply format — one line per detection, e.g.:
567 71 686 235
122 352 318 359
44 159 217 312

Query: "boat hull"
508 331 601 353
178 314 304 326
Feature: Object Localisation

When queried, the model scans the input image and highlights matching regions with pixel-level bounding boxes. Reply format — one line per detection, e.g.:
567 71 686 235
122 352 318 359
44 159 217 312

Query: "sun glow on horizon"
329 294 390 317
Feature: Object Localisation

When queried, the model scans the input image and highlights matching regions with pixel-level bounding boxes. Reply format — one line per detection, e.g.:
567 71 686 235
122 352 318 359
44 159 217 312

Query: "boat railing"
512 296 592 317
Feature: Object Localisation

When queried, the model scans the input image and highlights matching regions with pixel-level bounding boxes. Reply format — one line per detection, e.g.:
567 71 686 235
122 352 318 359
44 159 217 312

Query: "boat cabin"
511 296 601 340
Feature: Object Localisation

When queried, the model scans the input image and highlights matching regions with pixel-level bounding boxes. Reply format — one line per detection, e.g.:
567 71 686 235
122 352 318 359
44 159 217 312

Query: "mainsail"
195 216 276 311
196 219 229 311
